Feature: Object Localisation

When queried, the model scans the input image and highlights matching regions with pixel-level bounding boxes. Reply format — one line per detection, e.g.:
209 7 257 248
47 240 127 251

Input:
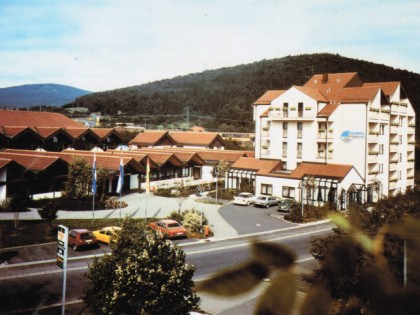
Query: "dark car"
278 200 293 212
68 228 98 251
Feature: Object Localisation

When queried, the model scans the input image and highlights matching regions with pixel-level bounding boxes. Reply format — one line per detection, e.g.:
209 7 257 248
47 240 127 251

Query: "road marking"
187 227 332 255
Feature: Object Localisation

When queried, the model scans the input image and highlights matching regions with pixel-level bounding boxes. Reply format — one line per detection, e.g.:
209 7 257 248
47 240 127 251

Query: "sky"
0 0 419 92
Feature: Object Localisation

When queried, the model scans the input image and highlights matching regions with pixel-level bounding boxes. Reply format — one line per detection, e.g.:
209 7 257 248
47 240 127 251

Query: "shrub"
182 209 207 234
105 197 128 209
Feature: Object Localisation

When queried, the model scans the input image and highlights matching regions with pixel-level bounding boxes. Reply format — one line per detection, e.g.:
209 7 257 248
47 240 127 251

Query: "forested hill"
0 84 91 108
70 53 420 132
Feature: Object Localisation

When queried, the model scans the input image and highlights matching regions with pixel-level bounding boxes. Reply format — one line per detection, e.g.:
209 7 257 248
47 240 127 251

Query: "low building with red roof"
0 110 124 151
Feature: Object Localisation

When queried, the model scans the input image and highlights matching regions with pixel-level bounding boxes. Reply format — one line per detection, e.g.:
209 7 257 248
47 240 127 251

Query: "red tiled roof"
130 131 170 145
317 103 340 117
0 110 84 128
230 157 283 174
1 126 31 138
0 152 62 172
294 86 329 102
4 149 144 173
63 128 89 139
327 87 380 104
0 158 12 169
253 90 286 105
304 72 362 91
363 82 399 97
169 132 225 147
33 127 62 138
289 162 353 180
90 128 120 139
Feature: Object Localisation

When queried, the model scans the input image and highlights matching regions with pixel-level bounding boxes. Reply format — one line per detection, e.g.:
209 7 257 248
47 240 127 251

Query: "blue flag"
92 154 97 194
116 158 124 194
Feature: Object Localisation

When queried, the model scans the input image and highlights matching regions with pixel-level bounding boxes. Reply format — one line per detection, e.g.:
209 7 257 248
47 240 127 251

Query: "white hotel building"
227 72 415 209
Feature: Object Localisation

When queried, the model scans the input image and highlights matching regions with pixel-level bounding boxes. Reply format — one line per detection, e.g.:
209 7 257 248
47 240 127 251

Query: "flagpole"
92 154 97 226
116 157 124 224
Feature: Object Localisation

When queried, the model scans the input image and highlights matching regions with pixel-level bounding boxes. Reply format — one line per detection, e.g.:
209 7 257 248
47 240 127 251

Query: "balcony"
389 180 398 190
390 144 399 152
268 109 314 121
389 162 398 171
390 125 399 134
261 148 270 156
367 133 378 142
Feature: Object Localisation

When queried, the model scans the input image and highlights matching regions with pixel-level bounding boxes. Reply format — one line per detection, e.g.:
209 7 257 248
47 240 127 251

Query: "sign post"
57 225 68 315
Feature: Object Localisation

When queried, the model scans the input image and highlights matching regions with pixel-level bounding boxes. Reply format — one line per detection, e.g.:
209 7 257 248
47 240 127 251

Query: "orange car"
148 219 187 239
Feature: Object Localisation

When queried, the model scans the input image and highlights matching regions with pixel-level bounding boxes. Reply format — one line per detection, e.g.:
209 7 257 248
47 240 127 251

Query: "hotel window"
399 135 403 144
283 122 288 137
261 184 273 195
282 186 295 198
298 102 303 117
380 124 385 135
297 122 303 138
283 102 289 117
379 163 383 174
282 142 287 157
379 144 384 154
399 153 402 162
297 143 302 158
399 117 404 127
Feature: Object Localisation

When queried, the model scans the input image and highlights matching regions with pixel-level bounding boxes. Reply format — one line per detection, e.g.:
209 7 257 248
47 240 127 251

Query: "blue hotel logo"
340 130 365 143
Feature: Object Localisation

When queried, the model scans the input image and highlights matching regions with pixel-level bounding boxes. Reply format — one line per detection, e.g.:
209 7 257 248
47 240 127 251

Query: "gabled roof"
289 162 354 180
253 90 286 105
293 86 329 102
0 152 63 172
317 103 340 118
0 158 12 169
169 132 225 147
304 72 363 91
129 148 205 166
129 131 173 146
90 128 122 140
327 86 382 104
363 81 399 97
0 110 84 128
230 157 283 175
5 149 144 173
63 127 89 139
33 127 63 138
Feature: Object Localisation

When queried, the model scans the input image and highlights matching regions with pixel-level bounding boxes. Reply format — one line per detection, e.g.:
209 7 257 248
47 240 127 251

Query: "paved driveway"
219 202 299 235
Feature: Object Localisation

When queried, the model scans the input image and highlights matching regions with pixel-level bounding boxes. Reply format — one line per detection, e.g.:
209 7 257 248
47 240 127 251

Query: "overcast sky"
1 0 419 92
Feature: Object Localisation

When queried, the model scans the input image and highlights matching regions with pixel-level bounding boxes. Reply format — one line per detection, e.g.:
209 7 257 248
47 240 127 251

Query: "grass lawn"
0 218 149 249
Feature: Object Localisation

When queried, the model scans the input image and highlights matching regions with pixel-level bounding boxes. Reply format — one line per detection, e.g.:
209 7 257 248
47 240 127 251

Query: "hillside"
0 84 91 108
70 53 420 132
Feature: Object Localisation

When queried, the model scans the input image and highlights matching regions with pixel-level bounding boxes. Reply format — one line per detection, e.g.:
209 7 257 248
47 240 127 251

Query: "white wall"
329 104 368 179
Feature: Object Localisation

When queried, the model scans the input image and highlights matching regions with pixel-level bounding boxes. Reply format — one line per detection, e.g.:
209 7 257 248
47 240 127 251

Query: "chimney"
322 73 328 83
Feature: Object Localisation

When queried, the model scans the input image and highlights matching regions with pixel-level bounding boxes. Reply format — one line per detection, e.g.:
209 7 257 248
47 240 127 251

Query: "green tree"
37 201 58 239
64 156 91 199
83 219 200 315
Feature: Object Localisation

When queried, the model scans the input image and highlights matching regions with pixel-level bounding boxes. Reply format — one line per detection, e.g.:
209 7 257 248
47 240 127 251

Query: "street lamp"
299 179 304 217
215 166 219 204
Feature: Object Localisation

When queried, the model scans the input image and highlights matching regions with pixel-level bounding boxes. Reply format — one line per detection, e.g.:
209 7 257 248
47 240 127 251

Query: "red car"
68 228 98 251
148 219 187 239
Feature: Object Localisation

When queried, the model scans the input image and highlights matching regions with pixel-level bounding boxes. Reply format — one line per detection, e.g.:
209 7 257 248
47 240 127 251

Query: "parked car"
278 199 293 212
68 228 98 251
92 226 121 244
148 219 187 239
233 192 256 205
253 195 279 208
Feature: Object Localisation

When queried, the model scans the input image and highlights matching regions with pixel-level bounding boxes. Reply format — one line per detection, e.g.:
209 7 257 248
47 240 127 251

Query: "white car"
233 192 256 206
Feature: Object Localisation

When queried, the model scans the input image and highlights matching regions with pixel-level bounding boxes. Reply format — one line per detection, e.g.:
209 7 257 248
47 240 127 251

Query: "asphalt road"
0 200 333 314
